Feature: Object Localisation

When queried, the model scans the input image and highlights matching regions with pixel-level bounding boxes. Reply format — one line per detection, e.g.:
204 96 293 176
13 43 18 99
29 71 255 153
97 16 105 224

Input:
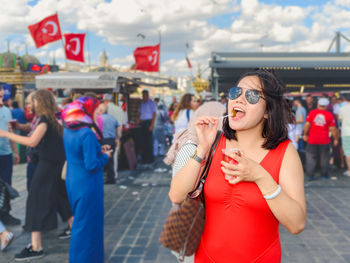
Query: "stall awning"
210 52 350 95
36 71 176 90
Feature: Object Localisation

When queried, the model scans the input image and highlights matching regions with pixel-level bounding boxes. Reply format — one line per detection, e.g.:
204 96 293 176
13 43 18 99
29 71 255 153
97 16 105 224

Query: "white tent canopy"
35 71 176 90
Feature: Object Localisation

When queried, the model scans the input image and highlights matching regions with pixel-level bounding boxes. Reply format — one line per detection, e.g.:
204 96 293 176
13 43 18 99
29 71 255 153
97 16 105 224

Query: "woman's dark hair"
223 69 292 149
12 101 19 108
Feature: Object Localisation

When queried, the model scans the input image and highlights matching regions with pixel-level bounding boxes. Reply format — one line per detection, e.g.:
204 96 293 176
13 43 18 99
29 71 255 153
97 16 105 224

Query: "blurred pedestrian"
287 101 298 150
169 69 306 262
293 99 307 163
329 95 340 119
168 96 177 120
62 97 112 263
326 95 343 169
136 90 157 164
102 94 124 127
119 94 128 125
0 86 20 226
96 103 120 184
171 93 197 134
4 98 13 109
339 94 350 176
24 93 35 123
0 220 13 251
153 101 169 157
10 100 27 163
13 92 39 191
303 98 338 180
11 101 26 125
0 90 69 261
305 94 316 114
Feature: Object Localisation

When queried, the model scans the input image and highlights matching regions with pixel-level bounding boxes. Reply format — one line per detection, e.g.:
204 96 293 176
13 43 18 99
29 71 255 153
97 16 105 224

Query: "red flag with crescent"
28 14 62 48
133 44 160 72
64 33 85 63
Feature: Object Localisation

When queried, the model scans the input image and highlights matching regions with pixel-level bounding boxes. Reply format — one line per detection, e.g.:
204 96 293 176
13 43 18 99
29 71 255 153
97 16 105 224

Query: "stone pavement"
1 158 350 263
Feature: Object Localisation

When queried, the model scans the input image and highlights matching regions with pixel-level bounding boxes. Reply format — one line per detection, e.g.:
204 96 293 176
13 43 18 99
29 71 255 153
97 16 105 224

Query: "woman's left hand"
221 151 263 184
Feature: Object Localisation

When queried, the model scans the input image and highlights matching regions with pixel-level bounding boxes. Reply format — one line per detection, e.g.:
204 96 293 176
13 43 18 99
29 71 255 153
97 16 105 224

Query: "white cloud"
334 0 350 7
162 58 194 77
48 47 65 59
33 50 48 59
111 54 134 67
2 0 350 77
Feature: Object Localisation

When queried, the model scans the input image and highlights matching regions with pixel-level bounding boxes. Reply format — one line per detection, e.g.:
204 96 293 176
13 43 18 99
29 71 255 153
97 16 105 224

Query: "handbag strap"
200 130 222 183
188 130 222 199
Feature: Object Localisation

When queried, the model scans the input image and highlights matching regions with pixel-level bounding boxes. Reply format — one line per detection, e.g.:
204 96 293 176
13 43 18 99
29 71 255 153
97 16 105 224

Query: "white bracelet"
263 185 282 200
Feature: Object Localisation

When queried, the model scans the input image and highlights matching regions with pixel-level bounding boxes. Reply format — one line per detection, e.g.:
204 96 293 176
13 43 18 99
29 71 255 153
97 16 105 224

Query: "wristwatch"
191 149 206 165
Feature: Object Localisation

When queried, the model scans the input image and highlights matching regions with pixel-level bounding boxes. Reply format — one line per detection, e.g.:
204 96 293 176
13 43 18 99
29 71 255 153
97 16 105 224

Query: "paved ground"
1 158 350 263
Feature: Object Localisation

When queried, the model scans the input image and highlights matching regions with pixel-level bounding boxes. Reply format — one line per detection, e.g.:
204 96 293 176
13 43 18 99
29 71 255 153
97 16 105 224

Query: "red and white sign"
133 44 160 72
28 14 62 48
64 33 85 63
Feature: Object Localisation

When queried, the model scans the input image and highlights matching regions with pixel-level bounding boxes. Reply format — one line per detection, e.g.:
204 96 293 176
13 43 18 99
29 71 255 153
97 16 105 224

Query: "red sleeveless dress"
194 136 290 263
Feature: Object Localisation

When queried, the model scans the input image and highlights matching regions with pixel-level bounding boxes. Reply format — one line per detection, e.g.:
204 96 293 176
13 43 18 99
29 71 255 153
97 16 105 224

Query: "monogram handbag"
159 131 222 261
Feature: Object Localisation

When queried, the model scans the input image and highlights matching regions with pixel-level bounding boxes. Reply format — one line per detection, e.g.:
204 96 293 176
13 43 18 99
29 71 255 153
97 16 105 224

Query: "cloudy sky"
1 0 350 77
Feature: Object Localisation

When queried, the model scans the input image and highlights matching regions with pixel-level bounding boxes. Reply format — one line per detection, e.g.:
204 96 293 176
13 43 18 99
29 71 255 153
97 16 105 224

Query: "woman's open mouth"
232 107 245 119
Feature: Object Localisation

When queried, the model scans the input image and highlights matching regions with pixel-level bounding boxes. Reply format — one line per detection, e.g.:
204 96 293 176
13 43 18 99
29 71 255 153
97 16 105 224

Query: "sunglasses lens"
245 90 260 104
229 87 242 100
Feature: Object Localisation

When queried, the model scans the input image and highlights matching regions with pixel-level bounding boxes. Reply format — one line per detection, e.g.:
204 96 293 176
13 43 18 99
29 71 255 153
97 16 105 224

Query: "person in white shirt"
293 99 307 163
103 94 123 177
171 93 198 134
339 94 350 176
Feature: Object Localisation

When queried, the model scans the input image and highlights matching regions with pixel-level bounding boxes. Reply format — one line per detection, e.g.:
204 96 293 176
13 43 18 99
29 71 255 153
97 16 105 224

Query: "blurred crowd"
0 85 349 261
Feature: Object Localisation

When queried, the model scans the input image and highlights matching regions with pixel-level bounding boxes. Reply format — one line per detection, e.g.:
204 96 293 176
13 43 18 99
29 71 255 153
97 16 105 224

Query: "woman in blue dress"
61 97 112 263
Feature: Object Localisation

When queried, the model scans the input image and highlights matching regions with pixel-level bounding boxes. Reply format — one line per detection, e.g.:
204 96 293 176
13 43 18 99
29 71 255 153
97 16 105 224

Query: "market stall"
35 71 177 170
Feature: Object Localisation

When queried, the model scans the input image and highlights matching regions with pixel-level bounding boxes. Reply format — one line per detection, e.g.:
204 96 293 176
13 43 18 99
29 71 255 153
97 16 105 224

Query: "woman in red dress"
169 70 306 263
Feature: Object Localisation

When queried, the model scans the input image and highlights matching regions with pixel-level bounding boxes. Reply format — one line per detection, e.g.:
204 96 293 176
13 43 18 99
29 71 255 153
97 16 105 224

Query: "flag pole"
87 28 91 71
158 30 161 75
60 38 68 71
56 12 67 71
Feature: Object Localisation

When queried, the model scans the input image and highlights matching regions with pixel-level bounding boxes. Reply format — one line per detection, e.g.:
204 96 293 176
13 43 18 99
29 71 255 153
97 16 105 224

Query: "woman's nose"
234 91 246 104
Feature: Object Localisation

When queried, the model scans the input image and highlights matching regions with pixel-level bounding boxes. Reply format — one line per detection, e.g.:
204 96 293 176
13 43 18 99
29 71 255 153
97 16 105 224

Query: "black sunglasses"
228 86 265 104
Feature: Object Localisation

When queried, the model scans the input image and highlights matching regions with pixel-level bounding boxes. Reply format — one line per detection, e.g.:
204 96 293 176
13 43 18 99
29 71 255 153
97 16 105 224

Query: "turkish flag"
28 14 62 48
133 44 160 72
64 33 85 63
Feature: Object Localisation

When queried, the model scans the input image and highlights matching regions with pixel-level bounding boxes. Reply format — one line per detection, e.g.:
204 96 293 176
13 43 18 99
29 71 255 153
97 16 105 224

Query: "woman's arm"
169 145 207 204
169 116 219 204
8 124 19 164
254 144 306 234
82 131 109 172
15 122 32 133
0 123 47 148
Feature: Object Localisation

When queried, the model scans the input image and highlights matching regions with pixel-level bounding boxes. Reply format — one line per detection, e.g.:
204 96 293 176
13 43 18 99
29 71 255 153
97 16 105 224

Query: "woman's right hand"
101 145 113 158
104 149 113 158
101 144 111 152
194 116 219 154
